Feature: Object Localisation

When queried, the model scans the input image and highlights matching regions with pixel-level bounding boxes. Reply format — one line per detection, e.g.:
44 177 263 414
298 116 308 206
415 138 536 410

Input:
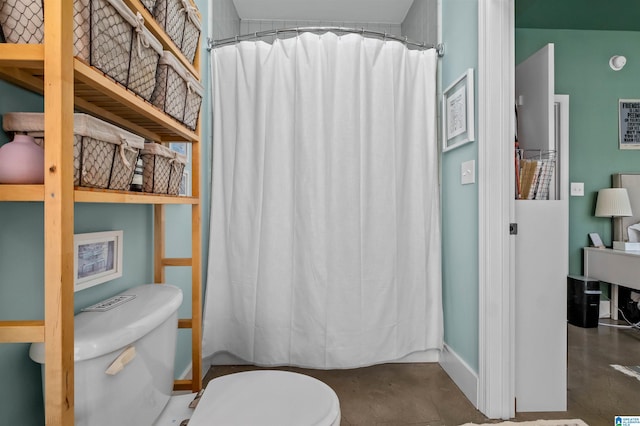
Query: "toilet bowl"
30 284 340 426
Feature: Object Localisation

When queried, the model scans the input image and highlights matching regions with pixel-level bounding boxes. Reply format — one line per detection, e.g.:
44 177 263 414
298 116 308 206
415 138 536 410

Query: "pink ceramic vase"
0 134 45 184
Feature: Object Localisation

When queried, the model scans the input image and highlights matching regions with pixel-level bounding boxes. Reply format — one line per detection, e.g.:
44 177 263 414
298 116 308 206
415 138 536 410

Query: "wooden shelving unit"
0 0 203 423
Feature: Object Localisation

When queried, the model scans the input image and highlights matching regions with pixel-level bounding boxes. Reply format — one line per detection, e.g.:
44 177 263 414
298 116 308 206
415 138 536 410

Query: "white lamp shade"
595 188 633 217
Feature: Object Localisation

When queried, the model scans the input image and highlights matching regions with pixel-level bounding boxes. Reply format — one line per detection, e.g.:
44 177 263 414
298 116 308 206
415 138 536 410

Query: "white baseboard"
439 343 479 408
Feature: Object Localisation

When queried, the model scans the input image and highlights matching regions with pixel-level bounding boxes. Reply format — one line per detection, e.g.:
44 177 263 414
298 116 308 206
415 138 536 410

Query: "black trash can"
567 275 601 328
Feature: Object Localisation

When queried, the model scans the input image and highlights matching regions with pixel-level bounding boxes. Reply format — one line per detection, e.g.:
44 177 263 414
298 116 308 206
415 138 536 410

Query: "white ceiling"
232 0 415 24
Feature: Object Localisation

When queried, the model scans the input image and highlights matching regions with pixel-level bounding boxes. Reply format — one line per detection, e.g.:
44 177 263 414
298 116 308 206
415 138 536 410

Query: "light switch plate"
570 182 584 196
461 160 475 185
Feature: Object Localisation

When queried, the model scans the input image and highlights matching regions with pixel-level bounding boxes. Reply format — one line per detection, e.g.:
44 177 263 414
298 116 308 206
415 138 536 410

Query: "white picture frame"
74 230 123 292
179 170 190 196
618 99 640 150
443 68 475 152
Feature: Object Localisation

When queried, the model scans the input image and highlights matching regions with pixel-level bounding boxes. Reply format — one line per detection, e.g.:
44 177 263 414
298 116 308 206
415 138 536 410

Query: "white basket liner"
158 50 192 82
184 69 204 96
2 112 144 149
158 51 203 94
141 142 187 164
156 50 203 101
112 1 164 58
183 0 201 30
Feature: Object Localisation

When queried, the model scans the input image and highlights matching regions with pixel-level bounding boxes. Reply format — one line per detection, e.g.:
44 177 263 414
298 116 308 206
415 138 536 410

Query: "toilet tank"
30 284 183 426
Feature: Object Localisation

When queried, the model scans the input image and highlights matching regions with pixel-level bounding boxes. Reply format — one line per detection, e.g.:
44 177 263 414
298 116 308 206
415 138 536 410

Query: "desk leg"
611 284 619 321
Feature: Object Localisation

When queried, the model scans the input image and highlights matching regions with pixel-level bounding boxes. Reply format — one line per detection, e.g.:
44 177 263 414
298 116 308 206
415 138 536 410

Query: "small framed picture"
619 99 640 150
179 170 190 196
74 230 123 292
443 68 475 152
589 232 605 248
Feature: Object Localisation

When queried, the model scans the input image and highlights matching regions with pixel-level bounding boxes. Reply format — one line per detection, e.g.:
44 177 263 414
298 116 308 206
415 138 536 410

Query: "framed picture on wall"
74 230 123 292
618 99 640 149
443 68 475 152
179 170 190 196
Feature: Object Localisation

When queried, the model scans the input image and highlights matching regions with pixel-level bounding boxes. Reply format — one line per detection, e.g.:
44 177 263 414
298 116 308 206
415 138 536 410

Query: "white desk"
583 247 640 320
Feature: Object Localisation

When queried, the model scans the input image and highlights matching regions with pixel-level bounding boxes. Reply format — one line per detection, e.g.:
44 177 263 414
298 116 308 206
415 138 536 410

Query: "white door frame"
477 0 515 419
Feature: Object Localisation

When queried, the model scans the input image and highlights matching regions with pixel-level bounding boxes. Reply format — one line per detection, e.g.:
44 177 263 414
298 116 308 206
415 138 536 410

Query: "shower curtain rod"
207 26 445 57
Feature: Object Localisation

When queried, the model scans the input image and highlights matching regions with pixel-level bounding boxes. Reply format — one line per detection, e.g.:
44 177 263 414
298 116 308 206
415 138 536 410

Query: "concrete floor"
204 323 640 425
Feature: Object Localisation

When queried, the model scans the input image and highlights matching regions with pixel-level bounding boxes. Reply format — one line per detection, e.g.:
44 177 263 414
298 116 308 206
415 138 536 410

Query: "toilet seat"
188 370 341 426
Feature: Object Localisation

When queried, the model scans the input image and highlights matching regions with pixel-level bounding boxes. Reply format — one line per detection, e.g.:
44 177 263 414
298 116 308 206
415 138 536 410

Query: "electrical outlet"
570 182 584 196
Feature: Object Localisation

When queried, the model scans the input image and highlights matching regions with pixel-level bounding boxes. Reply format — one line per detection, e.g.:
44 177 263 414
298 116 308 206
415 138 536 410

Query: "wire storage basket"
3 112 145 190
516 149 556 200
0 0 162 101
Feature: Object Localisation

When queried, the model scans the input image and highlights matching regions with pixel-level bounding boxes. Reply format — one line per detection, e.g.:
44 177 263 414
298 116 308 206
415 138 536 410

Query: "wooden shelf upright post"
43 0 76 424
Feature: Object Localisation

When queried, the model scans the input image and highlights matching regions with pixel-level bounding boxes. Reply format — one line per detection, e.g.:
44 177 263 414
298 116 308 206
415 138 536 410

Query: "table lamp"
595 188 634 250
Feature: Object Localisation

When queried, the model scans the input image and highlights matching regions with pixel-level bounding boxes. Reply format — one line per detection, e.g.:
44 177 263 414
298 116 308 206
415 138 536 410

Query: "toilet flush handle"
105 346 136 375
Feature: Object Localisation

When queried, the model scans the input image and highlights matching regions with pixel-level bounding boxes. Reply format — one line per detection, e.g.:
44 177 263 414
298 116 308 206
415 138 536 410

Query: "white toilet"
30 284 341 426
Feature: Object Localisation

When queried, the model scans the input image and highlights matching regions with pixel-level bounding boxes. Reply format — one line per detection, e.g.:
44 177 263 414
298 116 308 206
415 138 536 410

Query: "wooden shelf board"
0 44 44 68
0 51 199 142
0 185 198 204
0 185 45 201
0 321 45 343
73 60 199 141
74 187 199 204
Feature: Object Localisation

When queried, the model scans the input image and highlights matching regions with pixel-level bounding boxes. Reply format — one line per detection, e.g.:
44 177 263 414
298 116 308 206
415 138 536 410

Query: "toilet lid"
188 370 341 426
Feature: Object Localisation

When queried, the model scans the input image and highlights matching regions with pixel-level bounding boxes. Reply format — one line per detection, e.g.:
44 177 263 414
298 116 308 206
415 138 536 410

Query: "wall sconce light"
609 55 627 71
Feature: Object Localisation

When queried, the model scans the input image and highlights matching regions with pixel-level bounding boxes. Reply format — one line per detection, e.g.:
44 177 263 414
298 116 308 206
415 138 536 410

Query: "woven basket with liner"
153 0 201 63
0 0 163 100
151 50 203 129
3 112 144 190
182 69 203 130
140 142 187 195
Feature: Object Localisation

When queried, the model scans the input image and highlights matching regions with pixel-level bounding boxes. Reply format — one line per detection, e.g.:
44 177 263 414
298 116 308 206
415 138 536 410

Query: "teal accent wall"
516 28 640 276
0 0 211 423
441 0 479 372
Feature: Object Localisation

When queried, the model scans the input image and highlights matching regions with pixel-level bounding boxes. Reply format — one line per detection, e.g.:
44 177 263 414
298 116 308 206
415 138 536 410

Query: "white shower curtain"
203 32 442 369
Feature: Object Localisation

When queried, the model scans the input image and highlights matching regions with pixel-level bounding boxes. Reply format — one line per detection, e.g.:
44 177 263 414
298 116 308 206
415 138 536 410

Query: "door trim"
477 0 515 418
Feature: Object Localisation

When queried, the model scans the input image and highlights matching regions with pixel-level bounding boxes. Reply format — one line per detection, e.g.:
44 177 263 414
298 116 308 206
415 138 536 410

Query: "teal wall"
516 28 640 276
441 0 479 372
0 0 210 423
